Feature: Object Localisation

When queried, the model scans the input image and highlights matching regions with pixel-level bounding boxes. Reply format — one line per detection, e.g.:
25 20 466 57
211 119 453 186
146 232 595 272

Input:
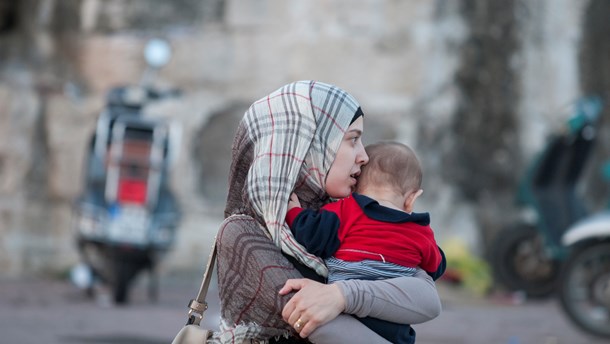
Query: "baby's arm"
418 226 445 275
427 246 447 280
285 193 341 258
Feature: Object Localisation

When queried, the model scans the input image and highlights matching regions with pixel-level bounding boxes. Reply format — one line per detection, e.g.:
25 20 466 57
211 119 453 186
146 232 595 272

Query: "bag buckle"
186 299 208 325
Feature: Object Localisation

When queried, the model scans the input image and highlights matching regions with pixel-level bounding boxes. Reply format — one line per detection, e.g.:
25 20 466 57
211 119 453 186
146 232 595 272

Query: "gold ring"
294 318 304 330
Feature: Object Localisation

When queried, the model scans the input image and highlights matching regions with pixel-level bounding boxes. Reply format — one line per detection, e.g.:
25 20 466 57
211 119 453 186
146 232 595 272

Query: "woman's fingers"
281 279 303 321
281 279 308 323
290 315 306 335
286 305 301 328
282 297 296 323
278 278 306 295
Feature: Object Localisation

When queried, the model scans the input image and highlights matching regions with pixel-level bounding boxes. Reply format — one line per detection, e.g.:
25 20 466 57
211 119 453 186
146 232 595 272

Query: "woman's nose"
358 147 369 165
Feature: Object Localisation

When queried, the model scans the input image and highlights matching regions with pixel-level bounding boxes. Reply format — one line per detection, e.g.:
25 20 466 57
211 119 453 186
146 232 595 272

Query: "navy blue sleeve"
427 247 446 281
290 209 341 258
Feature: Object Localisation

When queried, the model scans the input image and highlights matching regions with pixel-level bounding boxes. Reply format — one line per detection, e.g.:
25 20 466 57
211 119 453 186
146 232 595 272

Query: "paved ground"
0 272 607 344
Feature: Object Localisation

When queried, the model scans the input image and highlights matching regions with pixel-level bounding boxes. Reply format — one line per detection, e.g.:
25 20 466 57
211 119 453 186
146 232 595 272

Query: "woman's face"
325 116 369 198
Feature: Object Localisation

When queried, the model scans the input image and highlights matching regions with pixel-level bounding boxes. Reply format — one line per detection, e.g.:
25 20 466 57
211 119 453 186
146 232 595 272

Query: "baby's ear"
413 189 423 199
404 189 423 213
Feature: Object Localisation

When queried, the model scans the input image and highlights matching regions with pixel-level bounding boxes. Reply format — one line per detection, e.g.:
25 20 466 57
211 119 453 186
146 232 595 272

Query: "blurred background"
1 0 610 343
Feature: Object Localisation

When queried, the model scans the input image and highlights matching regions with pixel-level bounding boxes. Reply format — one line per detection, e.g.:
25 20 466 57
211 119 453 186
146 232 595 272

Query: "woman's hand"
288 192 301 210
279 279 346 338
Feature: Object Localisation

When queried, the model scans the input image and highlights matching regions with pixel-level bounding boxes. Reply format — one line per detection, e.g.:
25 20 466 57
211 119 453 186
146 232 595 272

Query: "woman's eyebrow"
348 129 363 135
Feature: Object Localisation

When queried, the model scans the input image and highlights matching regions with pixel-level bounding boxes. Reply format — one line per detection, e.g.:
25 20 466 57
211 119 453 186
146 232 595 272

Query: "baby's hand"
288 192 302 210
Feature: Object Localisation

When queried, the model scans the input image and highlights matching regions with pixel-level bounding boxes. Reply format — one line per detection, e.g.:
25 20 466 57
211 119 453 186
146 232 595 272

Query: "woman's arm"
279 270 441 337
336 268 442 324
280 264 441 341
309 314 391 344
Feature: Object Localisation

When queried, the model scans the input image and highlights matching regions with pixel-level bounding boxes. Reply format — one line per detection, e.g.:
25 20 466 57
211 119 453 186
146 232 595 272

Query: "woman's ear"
404 189 423 213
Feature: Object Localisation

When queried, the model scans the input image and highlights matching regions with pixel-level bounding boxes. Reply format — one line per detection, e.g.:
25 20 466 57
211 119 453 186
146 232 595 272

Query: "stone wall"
0 0 603 276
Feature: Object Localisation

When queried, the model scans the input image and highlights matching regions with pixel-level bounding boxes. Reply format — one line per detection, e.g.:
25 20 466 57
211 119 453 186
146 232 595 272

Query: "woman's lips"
350 176 358 186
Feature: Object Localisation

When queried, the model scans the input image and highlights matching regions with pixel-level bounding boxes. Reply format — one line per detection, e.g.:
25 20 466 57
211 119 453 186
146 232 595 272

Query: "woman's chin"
328 189 351 199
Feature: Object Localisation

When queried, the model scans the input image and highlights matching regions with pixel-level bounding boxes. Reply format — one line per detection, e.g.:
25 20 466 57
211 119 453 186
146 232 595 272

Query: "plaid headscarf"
243 80 360 276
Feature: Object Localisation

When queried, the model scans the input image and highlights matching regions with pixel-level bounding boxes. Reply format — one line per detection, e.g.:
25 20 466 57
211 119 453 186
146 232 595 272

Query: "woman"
213 81 441 343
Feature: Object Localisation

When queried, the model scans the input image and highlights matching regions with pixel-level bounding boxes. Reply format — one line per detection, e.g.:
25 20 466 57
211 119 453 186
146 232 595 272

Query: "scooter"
490 97 603 298
558 162 610 338
70 39 182 304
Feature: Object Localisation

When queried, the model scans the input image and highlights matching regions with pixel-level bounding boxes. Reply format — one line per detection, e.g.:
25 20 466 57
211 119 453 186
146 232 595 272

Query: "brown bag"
171 238 217 344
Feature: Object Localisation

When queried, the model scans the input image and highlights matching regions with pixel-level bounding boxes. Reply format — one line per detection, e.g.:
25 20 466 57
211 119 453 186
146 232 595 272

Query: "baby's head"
356 141 422 198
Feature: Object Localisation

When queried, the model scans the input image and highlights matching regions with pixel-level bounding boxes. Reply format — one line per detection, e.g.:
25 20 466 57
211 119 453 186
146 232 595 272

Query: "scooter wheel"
559 241 610 338
113 261 138 304
490 224 560 298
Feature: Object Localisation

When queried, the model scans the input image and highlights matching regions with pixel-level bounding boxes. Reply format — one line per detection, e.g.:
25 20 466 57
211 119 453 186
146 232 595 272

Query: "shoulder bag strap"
185 236 217 326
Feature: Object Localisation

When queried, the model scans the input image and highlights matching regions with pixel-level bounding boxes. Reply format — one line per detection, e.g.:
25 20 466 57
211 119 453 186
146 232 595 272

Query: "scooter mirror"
144 38 172 68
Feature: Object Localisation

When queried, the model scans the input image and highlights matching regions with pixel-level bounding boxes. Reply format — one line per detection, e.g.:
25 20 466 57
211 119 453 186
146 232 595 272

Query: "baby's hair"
358 141 422 195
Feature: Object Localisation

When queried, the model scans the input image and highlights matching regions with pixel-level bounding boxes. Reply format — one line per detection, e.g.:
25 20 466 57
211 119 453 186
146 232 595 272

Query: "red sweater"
286 193 442 273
